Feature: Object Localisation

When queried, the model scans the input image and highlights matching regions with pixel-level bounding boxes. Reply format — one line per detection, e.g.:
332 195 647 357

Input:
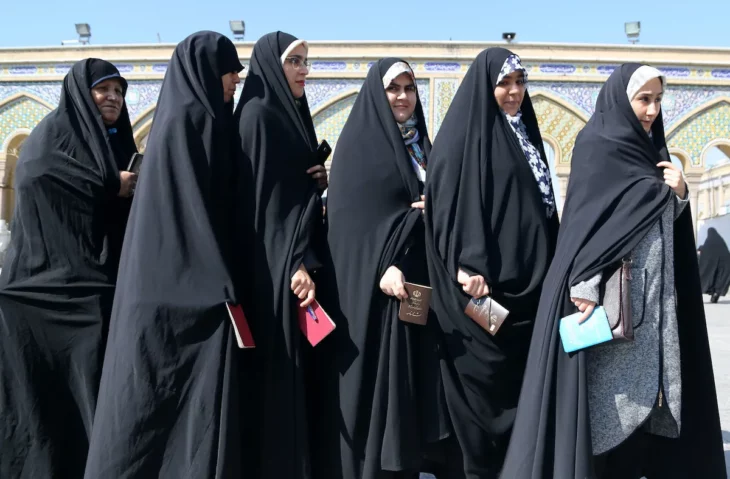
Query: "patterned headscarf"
497 54 556 217
382 62 427 174
398 115 427 172
497 54 528 84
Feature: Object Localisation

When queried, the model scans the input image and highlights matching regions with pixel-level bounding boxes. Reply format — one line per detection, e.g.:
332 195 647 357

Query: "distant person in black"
234 31 326 479
698 227 730 303
83 32 246 478
0 59 136 478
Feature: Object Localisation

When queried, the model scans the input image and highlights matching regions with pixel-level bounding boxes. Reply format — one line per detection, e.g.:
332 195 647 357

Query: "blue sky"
1 0 729 47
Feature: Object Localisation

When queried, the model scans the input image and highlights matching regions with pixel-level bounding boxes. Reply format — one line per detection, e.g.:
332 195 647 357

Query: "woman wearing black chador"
234 31 327 479
312 58 459 479
84 31 246 478
424 47 560 478
0 58 136 479
500 63 725 479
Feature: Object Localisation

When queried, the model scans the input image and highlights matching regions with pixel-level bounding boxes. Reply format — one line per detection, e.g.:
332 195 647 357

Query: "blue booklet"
559 306 613 353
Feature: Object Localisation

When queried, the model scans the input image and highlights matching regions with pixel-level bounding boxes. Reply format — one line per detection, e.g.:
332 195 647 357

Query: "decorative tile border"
4 60 730 84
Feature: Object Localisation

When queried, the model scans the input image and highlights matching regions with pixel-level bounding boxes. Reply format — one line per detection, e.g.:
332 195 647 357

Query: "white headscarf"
280 39 309 65
382 62 414 89
626 65 666 100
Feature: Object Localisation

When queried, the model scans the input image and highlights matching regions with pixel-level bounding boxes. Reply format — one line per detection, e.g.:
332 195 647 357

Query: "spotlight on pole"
75 23 91 45
229 20 246 41
625 21 640 44
502 32 517 43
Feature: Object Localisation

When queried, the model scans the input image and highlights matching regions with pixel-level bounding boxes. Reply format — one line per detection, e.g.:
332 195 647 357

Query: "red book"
298 300 336 347
226 303 256 349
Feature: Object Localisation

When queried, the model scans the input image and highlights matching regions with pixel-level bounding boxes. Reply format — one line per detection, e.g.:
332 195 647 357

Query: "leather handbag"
598 256 634 342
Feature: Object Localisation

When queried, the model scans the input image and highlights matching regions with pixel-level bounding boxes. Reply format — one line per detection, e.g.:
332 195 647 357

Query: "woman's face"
630 77 663 133
494 70 526 116
91 78 124 125
282 44 309 99
385 72 417 124
222 71 241 103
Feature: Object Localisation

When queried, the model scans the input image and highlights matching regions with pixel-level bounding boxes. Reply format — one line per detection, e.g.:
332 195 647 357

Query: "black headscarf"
86 58 136 166
84 31 247 479
0 58 134 478
313 58 450 478
423 47 559 476
426 47 558 314
237 31 317 150
501 63 725 478
233 31 322 479
84 58 141 275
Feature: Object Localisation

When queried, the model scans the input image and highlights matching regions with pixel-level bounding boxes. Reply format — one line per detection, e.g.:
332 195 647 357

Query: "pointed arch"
0 95 54 150
312 92 359 156
0 92 55 111
700 139 730 163
668 147 692 171
311 89 360 117
530 93 589 166
665 96 730 137
131 105 157 152
529 91 590 123
131 104 157 131
1 128 32 154
540 133 562 166
0 131 30 222
666 98 730 168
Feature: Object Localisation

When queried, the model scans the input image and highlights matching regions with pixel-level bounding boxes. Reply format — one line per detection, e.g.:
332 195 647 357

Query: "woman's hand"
118 171 138 197
657 161 686 199
291 264 316 307
571 297 597 324
457 268 490 298
307 165 328 190
411 195 425 211
379 265 408 299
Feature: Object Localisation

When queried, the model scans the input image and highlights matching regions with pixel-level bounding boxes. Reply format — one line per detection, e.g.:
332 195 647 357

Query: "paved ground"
704 295 730 476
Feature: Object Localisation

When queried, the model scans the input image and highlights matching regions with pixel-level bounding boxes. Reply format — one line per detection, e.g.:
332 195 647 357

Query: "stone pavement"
421 295 730 478
705 295 730 477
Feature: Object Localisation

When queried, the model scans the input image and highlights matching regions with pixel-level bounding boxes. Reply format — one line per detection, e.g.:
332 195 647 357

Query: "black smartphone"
127 152 144 175
316 140 332 164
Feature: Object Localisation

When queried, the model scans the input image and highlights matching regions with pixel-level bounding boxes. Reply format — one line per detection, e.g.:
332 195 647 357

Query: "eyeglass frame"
284 56 311 70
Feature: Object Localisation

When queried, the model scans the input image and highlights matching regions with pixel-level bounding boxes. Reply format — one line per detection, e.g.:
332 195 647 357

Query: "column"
0 151 6 223
684 172 703 239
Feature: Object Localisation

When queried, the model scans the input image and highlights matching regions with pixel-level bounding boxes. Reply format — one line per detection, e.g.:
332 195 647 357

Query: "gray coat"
570 192 689 455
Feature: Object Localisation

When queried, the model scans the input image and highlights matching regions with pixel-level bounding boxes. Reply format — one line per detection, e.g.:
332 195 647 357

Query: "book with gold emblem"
398 282 432 325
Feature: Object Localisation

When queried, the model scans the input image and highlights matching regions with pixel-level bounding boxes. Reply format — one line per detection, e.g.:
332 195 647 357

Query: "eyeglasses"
285 57 311 70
